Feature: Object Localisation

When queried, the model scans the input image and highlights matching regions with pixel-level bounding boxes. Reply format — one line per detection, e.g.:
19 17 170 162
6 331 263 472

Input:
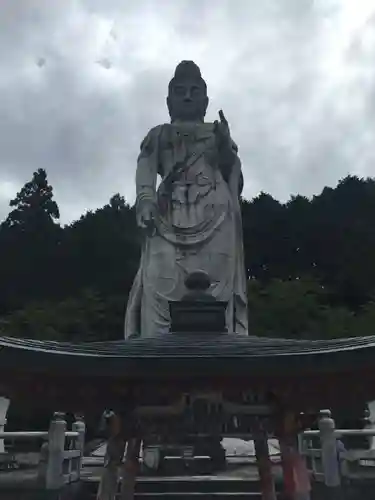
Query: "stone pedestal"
0 397 10 453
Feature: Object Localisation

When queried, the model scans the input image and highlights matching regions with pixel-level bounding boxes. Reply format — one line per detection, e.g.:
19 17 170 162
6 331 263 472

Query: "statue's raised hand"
214 110 231 148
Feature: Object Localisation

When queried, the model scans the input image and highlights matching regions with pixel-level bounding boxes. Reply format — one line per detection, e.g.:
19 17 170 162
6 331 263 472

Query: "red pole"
279 437 297 499
278 412 311 500
254 422 277 500
120 437 141 500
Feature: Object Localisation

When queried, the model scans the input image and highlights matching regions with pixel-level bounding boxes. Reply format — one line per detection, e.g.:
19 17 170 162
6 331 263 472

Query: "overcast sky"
1 0 375 223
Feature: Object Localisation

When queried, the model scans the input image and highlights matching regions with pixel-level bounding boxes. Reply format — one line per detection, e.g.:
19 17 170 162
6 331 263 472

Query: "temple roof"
0 333 374 378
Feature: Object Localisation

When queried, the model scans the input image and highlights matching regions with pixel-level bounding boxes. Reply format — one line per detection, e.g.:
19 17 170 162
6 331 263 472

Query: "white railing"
0 431 49 439
0 412 86 490
301 410 375 486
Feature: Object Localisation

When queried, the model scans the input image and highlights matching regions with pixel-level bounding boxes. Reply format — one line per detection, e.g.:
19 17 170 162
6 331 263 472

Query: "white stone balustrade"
0 411 86 490
0 397 10 454
301 410 375 498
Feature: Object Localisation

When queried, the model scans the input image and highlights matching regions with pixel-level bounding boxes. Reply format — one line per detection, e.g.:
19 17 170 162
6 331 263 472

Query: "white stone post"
37 442 49 487
46 412 67 490
318 410 341 498
363 408 375 450
0 397 10 454
72 414 86 478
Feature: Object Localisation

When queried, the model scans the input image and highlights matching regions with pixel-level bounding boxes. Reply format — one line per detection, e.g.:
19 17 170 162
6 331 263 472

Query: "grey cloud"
1 0 375 223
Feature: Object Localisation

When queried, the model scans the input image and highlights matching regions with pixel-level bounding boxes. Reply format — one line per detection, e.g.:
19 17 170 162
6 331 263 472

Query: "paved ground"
0 452 40 488
0 468 39 488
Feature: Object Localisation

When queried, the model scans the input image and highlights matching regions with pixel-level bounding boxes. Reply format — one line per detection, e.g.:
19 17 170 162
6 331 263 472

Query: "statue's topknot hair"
168 60 207 94
173 60 202 80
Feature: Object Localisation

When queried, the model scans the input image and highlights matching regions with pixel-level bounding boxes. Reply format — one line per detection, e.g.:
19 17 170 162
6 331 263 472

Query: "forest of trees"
1 168 375 341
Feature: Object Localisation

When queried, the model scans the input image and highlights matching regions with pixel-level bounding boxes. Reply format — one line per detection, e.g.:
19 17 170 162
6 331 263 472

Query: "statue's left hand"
214 110 231 148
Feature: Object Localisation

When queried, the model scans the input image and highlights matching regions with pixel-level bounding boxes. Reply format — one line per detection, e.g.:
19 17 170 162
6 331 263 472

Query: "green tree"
247 277 355 339
309 176 375 308
58 194 140 297
0 289 126 342
242 176 375 311
2 172 375 342
0 169 61 313
242 193 287 280
3 168 59 231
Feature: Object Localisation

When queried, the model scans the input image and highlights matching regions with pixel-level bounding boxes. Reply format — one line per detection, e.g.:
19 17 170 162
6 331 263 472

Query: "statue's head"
167 61 209 122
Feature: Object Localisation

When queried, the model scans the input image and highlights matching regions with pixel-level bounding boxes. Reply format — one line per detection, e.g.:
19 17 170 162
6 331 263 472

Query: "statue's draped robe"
125 121 248 338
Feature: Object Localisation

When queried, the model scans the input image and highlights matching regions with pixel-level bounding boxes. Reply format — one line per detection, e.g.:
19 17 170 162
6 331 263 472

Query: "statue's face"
167 79 208 122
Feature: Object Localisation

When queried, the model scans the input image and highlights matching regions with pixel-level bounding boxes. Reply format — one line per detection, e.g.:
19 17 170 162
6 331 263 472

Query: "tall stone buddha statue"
125 61 248 337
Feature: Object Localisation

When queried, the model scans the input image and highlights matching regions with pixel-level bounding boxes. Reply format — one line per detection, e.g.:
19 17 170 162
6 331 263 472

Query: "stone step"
80 475 282 499
83 476 267 493
87 495 264 500
119 494 263 499
83 488 265 500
